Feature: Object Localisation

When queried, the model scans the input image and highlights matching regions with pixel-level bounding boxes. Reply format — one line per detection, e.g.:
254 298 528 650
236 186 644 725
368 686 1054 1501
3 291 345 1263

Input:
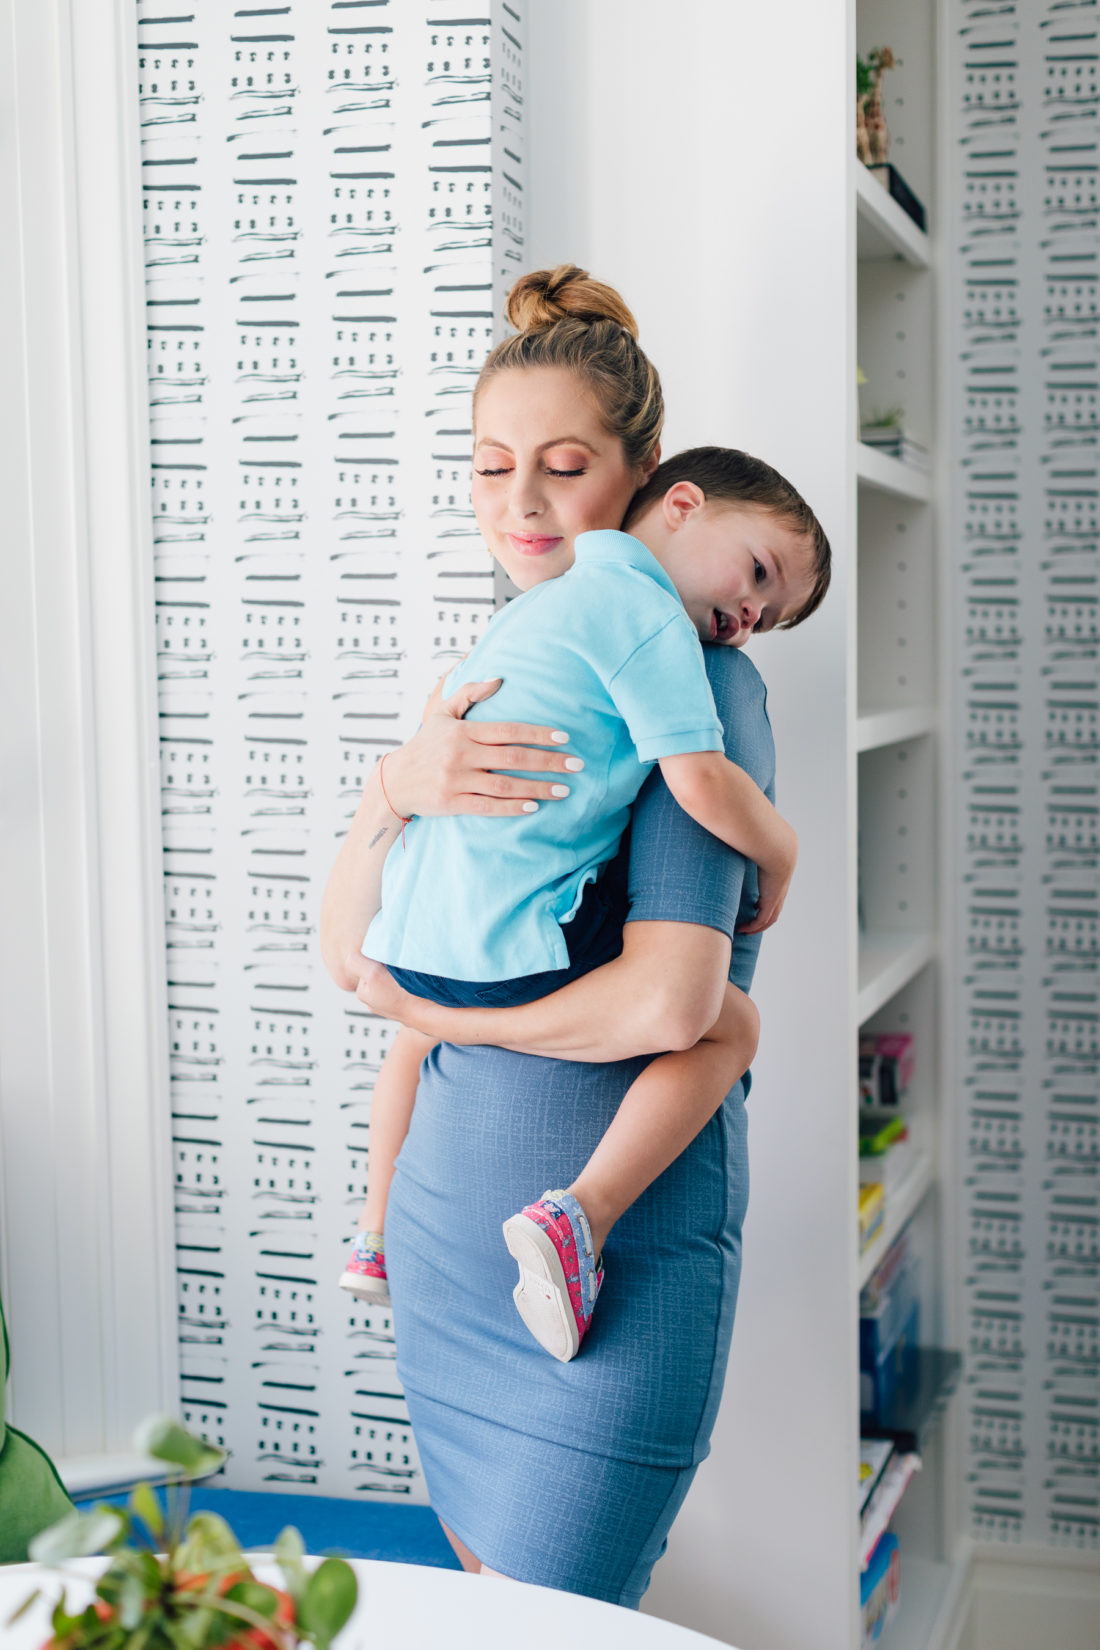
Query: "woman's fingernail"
563 756 584 772
522 801 539 813
550 784 570 798
550 731 569 743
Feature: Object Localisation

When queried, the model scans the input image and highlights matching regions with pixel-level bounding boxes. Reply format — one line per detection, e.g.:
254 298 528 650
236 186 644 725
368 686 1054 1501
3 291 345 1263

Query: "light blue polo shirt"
363 530 724 981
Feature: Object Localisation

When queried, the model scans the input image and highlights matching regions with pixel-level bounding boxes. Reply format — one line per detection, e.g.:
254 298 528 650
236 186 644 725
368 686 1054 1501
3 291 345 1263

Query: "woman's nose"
510 472 546 518
741 597 760 628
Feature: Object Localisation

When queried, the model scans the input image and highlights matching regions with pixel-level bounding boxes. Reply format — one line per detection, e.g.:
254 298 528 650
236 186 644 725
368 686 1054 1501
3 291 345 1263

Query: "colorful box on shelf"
859 1032 914 1109
859 1183 885 1255
859 1115 915 1196
860 1531 901 1646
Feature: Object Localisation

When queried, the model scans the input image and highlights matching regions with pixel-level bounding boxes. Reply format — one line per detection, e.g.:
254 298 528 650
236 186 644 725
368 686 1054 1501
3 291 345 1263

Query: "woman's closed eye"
473 461 588 478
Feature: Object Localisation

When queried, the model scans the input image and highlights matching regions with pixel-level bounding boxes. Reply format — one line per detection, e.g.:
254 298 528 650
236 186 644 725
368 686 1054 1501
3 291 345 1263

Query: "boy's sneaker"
502 1189 603 1363
338 1231 390 1305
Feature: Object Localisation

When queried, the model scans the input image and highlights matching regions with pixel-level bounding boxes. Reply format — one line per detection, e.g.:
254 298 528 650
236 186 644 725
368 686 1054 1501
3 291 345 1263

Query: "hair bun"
505 265 639 338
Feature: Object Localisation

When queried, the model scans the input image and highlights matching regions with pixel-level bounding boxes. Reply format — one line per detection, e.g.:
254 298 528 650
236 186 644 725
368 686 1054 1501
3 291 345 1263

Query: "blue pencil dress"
384 646 776 1608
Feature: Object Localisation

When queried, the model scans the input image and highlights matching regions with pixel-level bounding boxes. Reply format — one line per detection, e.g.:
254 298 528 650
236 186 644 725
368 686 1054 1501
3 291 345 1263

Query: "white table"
1 1555 739 1649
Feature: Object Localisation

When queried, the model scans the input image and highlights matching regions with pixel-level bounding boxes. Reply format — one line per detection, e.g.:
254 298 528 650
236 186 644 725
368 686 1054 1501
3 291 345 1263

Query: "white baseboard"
951 1545 1100 1650
58 1454 173 1500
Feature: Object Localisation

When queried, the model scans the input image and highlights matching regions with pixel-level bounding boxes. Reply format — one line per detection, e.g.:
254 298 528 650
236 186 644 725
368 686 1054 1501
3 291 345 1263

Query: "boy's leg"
568 982 759 1256
358 1026 436 1232
503 983 758 1360
340 1026 435 1301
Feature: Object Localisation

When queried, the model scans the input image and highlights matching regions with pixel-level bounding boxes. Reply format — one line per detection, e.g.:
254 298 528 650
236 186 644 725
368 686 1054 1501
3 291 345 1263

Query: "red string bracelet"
378 752 413 848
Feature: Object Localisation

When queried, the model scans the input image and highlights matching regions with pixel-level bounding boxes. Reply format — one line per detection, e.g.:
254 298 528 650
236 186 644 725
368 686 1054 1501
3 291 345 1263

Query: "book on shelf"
864 160 927 232
859 1455 920 1571
859 1438 895 1516
860 1528 901 1646
859 1183 885 1254
860 426 931 471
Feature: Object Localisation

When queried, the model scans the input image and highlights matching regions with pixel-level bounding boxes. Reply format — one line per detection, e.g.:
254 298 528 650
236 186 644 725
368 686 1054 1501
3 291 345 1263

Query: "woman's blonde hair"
474 265 664 471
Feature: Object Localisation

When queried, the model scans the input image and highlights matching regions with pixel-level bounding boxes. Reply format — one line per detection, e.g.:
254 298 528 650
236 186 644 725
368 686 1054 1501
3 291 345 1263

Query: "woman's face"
472 365 653 590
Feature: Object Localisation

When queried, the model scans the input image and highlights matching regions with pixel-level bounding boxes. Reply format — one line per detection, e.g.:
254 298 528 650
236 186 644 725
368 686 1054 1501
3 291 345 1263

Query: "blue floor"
78 1486 462 1571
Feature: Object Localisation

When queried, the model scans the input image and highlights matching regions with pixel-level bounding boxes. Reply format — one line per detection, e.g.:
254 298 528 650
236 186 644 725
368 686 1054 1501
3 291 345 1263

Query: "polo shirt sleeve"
607 613 725 764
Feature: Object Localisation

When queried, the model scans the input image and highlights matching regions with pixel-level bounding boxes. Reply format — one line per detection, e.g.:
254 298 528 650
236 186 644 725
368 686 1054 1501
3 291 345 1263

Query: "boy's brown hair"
624 447 831 630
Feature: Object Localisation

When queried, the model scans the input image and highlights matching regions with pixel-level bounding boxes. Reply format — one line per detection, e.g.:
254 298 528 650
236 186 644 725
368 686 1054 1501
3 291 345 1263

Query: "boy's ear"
661 480 706 530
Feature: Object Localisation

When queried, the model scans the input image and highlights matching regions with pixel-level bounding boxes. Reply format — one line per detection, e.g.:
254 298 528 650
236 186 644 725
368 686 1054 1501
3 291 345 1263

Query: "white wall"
0 0 178 1475
528 5 859 1645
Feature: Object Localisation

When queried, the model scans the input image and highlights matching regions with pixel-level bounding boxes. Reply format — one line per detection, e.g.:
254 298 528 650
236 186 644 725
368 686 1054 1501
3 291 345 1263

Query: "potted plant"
8 1419 357 1650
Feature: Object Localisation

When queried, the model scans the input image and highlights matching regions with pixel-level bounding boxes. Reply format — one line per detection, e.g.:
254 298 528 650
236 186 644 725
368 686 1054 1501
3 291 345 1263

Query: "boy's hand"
739 826 798 933
738 863 792 933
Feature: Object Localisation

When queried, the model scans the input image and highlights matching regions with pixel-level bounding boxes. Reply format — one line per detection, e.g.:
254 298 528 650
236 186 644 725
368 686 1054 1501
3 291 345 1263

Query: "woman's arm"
656 750 797 931
355 921 732 1061
320 676 583 993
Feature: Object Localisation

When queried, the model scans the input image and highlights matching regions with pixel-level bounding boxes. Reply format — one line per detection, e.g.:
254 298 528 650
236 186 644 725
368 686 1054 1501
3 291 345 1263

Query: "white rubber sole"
337 1269 391 1306
501 1213 580 1363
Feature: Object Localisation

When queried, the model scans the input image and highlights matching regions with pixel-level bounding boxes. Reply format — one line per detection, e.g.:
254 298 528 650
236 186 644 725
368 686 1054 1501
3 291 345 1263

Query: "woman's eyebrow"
474 435 599 454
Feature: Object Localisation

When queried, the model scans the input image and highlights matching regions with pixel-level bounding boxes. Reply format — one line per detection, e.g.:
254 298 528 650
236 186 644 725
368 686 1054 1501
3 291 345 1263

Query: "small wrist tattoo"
368 827 387 848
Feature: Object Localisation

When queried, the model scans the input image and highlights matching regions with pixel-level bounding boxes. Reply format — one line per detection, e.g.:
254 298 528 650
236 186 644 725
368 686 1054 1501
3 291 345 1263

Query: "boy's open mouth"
711 608 737 642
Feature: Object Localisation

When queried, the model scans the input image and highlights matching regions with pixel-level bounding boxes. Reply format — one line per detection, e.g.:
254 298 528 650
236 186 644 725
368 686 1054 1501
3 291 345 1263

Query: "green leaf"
119 1566 150 1631
133 1415 226 1480
223 1579 279 1620
273 1525 307 1603
30 1506 128 1564
130 1479 166 1541
173 1602 221 1648
297 1558 357 1645
175 1510 244 1575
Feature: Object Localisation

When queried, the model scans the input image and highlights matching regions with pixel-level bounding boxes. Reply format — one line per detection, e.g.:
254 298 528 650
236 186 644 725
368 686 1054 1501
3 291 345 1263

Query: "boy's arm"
656 750 797 930
356 921 733 1062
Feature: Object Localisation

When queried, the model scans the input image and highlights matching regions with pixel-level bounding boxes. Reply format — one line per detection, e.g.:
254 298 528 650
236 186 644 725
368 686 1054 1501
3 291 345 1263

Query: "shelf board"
855 162 931 268
856 706 937 753
884 1554 968 1650
857 931 935 1023
856 442 932 503
858 1153 935 1290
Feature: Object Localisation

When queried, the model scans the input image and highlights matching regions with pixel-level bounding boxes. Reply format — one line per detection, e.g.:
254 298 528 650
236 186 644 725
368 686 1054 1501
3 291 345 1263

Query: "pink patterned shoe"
502 1189 603 1362
338 1230 390 1305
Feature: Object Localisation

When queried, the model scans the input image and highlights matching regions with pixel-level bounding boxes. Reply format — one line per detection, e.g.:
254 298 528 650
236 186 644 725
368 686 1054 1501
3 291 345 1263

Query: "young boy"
339 448 829 1361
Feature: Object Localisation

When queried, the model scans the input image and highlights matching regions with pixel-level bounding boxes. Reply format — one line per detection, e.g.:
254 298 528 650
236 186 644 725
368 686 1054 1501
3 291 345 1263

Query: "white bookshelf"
855 161 931 268
856 442 933 503
528 2 965 1646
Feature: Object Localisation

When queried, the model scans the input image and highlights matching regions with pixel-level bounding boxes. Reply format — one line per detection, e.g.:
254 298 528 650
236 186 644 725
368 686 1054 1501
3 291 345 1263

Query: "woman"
321 268 778 1607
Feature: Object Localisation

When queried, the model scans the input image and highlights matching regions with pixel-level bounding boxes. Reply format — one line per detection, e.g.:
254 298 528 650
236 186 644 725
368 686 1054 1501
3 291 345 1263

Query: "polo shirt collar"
573 529 682 606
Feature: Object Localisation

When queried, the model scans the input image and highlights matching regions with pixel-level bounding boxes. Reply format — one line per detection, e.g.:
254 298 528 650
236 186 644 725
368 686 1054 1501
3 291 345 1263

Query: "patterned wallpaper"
953 0 1098 1550
136 0 524 1500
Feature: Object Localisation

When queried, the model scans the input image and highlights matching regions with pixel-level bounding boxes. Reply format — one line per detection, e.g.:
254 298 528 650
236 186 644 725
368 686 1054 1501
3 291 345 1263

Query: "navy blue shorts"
387 856 628 1009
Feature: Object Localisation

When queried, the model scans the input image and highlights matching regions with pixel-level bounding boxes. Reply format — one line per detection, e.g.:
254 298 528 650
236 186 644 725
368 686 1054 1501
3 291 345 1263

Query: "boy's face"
656 500 816 646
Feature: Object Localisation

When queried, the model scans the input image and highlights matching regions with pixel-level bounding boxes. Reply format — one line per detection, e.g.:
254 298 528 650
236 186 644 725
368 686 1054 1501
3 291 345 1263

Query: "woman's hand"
380 677 583 819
